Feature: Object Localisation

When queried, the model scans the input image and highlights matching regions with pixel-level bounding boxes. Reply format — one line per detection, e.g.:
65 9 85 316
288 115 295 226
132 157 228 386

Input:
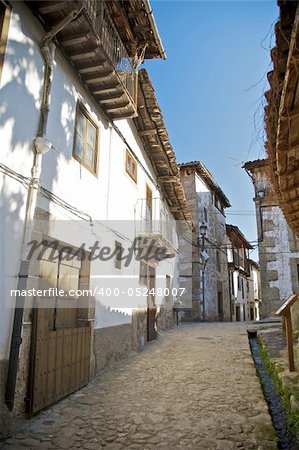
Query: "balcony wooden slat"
76 62 107 74
61 33 91 47
106 101 131 112
85 72 114 84
92 83 120 95
97 91 125 103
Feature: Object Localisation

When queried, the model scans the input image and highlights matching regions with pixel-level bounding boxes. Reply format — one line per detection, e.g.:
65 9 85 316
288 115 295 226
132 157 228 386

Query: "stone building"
179 162 231 321
243 159 299 319
226 225 252 322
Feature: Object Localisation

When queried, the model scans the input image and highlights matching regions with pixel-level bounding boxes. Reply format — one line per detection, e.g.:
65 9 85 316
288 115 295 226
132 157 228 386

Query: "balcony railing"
135 198 178 256
83 1 136 102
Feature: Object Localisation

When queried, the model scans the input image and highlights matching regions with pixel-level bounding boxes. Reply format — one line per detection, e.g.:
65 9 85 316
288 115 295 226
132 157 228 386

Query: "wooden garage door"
27 245 92 415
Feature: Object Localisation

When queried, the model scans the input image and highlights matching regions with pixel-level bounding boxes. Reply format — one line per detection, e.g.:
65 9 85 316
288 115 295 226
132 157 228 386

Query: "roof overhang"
179 161 231 208
264 1 299 235
133 69 194 229
106 0 166 60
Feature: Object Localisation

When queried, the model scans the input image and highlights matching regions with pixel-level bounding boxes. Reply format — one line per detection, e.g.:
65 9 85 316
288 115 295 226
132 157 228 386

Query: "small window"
73 102 98 174
216 250 221 272
126 149 137 183
139 261 148 286
114 241 122 270
0 3 11 83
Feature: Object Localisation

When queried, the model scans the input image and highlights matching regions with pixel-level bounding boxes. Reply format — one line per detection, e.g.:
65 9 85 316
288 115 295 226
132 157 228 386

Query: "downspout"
5 6 83 411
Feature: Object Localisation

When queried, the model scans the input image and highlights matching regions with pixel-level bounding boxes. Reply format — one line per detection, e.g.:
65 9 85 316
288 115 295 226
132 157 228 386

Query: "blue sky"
146 0 279 259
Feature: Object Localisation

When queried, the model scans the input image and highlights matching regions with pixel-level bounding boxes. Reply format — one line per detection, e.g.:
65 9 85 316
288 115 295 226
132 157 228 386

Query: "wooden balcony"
27 0 138 120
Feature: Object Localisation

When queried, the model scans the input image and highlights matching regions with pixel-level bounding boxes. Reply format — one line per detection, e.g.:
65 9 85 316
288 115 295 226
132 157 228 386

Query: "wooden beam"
77 62 106 74
169 206 181 213
110 112 137 120
106 101 131 112
97 91 124 103
285 310 295 371
92 83 119 94
69 46 98 60
127 10 147 18
61 32 91 47
158 176 179 183
85 71 114 84
38 2 67 14
139 129 157 136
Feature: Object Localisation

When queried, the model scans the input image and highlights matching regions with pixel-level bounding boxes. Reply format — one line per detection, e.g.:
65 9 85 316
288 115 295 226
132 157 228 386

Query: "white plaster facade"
0 1 184 421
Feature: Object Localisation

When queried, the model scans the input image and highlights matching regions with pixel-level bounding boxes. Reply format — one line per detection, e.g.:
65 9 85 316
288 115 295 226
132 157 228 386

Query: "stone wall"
179 170 201 321
156 307 175 331
250 164 299 318
93 324 133 372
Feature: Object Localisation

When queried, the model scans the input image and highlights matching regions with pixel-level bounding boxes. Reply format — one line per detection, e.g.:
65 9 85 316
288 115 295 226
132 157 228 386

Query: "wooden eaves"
226 224 253 250
26 0 165 121
264 1 299 235
179 161 231 209
134 69 194 227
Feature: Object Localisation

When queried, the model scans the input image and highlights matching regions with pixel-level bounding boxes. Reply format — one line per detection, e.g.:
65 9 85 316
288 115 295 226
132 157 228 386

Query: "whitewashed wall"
0 2 178 359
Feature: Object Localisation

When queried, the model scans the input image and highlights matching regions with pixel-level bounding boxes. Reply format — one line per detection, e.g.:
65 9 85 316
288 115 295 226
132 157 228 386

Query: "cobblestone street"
2 323 277 450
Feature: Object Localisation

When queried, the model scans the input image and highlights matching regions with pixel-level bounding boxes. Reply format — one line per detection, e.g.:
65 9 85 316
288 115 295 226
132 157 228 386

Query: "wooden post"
275 294 298 372
285 310 295 372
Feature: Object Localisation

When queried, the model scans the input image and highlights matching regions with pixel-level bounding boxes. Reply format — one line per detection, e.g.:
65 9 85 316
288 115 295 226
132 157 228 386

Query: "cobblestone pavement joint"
2 323 278 449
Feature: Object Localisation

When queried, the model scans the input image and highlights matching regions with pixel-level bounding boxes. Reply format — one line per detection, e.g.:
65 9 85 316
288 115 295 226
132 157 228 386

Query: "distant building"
243 159 299 318
248 259 261 322
226 225 252 321
179 162 231 321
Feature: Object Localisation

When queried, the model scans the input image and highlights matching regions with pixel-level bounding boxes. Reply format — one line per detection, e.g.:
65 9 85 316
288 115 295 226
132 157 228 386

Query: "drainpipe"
5 5 83 411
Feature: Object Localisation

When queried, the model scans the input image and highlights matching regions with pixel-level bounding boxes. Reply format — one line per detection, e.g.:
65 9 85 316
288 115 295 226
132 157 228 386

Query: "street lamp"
199 223 209 321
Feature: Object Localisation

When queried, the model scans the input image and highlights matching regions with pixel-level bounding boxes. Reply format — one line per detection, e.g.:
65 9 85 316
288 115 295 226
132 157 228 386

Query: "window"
216 250 221 272
73 102 98 174
126 149 137 183
114 241 122 270
0 3 11 83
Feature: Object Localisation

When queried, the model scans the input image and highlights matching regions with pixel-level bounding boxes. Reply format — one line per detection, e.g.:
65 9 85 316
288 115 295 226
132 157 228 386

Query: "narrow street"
2 323 277 450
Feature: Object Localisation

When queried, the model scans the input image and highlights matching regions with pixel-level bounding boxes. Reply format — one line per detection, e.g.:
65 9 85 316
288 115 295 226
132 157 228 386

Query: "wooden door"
27 245 91 415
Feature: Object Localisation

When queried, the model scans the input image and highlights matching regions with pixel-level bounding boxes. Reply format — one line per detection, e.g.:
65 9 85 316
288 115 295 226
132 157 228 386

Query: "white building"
247 260 261 321
226 225 252 322
0 0 192 428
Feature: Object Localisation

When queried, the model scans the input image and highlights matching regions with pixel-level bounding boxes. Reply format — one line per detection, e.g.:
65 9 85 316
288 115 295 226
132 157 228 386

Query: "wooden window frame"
0 3 11 84
125 149 137 183
73 102 99 175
